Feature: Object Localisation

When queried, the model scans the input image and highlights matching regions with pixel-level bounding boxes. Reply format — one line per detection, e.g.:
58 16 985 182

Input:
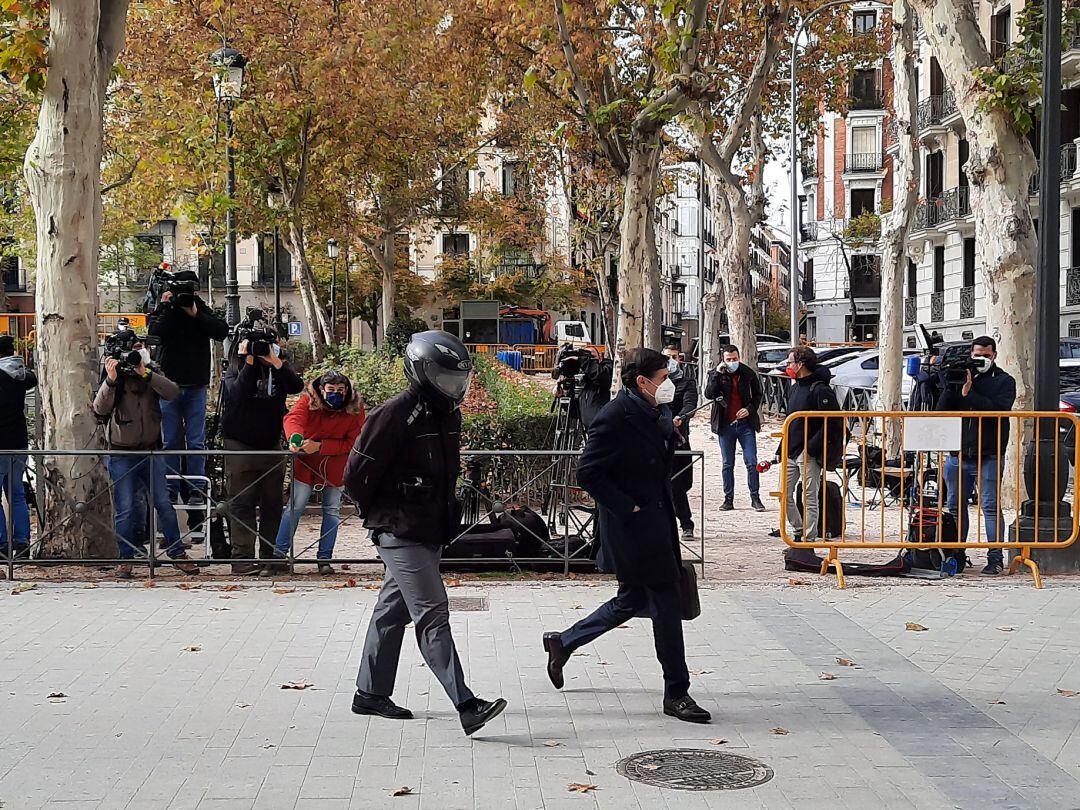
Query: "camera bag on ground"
444 524 518 563
904 507 967 573
496 506 549 557
795 479 845 539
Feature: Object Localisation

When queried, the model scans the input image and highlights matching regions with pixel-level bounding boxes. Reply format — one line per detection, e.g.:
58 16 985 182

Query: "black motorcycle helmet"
403 330 472 407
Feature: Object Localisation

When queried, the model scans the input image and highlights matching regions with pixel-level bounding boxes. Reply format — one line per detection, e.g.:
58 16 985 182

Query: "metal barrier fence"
465 343 608 374
760 376 877 418
1 447 704 580
774 410 1080 588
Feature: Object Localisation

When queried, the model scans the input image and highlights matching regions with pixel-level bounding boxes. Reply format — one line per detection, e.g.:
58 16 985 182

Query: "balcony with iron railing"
850 91 884 111
941 186 971 221
913 195 945 230
844 152 884 173
885 119 899 151
960 284 975 319
917 95 944 130
801 156 818 179
1068 267 1080 307
940 89 959 123
1028 143 1080 196
904 297 916 327
930 290 945 323
799 221 821 243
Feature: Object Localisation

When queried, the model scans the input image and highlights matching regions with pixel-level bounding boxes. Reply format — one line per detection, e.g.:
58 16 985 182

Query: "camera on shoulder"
143 262 200 313
104 326 159 374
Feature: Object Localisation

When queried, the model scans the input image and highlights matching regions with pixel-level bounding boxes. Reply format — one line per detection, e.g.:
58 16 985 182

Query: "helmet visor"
428 365 471 403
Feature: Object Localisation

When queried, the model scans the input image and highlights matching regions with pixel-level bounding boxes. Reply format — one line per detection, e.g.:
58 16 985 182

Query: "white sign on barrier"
902 416 962 452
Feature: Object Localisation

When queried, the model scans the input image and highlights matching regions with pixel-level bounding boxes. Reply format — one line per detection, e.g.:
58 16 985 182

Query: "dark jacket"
148 296 229 387
669 368 699 444
784 366 842 464
909 362 943 412
93 369 180 451
221 359 304 450
576 389 680 586
0 356 36 450
937 364 1016 458
705 365 763 433
579 355 613 430
344 387 461 547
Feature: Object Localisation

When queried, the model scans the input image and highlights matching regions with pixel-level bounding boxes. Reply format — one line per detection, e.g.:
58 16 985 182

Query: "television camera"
104 321 160 374
142 262 200 314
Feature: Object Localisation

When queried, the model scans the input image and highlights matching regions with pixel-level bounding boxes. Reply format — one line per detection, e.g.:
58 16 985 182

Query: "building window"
501 161 520 197
959 138 969 187
439 166 469 212
678 205 697 237
963 238 976 288
933 246 945 293
851 125 877 156
926 151 944 197
929 57 945 97
853 10 876 33
990 8 1011 59
907 259 918 297
1070 320 1080 339
257 233 293 286
441 233 470 258
1073 208 1080 266
850 188 876 218
851 69 881 108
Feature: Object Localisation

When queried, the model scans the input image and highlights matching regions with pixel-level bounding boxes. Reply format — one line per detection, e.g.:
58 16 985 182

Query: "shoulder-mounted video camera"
143 262 200 314
104 323 160 374
233 308 280 357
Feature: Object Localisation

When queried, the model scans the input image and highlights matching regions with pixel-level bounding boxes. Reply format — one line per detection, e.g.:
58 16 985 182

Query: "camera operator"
662 345 699 537
0 334 35 559
578 347 613 430
706 344 765 513
148 277 229 506
936 335 1016 576
93 338 199 578
220 334 304 575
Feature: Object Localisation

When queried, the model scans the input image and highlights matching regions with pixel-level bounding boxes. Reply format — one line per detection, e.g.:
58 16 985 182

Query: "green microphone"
289 433 304 449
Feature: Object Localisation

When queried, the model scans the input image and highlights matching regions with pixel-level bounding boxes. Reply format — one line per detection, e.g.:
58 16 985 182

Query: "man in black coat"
662 345 699 536
543 348 711 724
0 335 35 558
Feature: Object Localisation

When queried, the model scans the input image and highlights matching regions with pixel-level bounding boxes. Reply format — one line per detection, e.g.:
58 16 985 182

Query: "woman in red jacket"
268 371 364 575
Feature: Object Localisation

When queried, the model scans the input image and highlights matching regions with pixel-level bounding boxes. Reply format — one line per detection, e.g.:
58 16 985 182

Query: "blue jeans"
944 455 1004 564
718 420 760 500
273 481 341 560
0 455 30 549
108 455 184 560
160 386 208 496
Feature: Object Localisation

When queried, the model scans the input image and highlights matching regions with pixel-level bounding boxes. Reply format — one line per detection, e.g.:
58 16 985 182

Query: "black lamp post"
327 238 339 343
209 45 247 328
266 177 284 336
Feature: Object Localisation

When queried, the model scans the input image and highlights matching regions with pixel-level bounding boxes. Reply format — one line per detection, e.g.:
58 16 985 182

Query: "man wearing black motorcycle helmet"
344 330 507 737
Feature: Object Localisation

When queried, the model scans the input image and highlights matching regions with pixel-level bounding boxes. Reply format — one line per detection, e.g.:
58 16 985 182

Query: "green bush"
310 346 407 407
384 317 428 357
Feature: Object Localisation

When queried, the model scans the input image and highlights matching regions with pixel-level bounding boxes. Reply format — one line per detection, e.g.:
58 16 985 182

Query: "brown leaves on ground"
819 672 836 681
281 680 314 690
219 584 241 592
183 646 201 653
998 626 1016 632
567 783 598 793
273 588 296 595
1057 688 1079 698
391 786 414 797
47 692 67 702
177 582 201 590
989 700 1007 705
143 580 156 588
771 727 790 735
836 657 858 667
11 582 35 594
709 739 728 745
543 740 562 747
787 578 811 586
905 622 929 632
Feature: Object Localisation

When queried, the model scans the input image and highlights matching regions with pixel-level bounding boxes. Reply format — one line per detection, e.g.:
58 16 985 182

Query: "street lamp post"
327 238 339 344
266 177 284 336
209 45 247 328
788 1 888 342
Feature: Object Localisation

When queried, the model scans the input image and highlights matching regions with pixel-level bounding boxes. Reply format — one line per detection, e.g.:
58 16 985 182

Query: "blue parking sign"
288 321 302 337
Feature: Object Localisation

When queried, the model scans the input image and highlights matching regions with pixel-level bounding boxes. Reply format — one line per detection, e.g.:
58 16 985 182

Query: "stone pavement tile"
195 800 256 810
297 774 354 800
294 799 350 810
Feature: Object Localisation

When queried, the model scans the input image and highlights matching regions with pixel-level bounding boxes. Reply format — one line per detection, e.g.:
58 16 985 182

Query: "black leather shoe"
459 697 507 736
543 632 570 690
352 691 413 720
663 695 711 724
720 500 734 511
751 497 767 512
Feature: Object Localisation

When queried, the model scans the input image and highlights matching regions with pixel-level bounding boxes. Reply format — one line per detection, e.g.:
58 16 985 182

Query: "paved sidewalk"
4 579 1080 809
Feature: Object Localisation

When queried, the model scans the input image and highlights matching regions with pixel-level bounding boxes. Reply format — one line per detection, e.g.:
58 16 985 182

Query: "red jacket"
283 383 365 488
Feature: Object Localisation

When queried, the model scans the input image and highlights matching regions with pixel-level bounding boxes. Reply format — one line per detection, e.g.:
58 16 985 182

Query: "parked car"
757 344 793 373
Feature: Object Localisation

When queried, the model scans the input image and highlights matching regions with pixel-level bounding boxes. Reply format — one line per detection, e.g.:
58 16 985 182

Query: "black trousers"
672 438 694 532
224 439 286 560
559 581 690 700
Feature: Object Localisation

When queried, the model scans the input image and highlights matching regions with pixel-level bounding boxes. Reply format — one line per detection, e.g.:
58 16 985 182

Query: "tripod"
542 385 595 556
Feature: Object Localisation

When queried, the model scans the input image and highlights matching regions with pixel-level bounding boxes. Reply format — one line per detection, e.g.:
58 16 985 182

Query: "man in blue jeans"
148 281 228 504
94 346 199 578
705 344 765 512
938 335 1016 575
0 334 35 558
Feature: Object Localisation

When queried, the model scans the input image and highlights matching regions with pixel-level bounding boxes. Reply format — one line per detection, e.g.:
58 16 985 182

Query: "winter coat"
937 364 1016 459
93 369 180 450
282 381 365 488
784 366 842 466
343 387 462 547
576 389 681 586
705 365 763 433
147 296 229 388
0 355 36 450
669 368 699 442
578 355 613 430
221 359 305 450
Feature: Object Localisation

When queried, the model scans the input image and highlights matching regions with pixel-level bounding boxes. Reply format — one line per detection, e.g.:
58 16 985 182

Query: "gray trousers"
785 456 823 541
356 535 474 707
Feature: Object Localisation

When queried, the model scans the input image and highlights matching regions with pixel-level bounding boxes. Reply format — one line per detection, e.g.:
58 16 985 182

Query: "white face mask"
137 348 151 366
971 355 992 374
726 360 740 372
667 358 679 373
271 344 282 358
652 377 676 405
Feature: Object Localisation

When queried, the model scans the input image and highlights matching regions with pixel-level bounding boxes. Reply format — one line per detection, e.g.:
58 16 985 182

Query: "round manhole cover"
616 749 773 791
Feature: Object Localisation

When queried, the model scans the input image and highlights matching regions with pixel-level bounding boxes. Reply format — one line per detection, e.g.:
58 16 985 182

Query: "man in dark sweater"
220 338 304 574
705 344 765 512
148 290 229 502
662 345 699 536
0 335 35 558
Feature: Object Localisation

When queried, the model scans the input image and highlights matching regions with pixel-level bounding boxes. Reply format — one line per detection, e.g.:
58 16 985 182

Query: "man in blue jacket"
542 348 711 724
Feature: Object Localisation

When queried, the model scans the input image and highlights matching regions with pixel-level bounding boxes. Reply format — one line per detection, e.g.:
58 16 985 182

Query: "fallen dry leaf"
836 657 857 667
998 626 1016 632
709 739 728 745
47 692 66 700
177 583 201 591
236 703 251 709
220 584 241 592
572 604 583 610
341 564 351 571
567 783 598 793
585 769 596 776
143 580 156 588
771 727 790 735
280 680 314 690
543 740 562 748
819 672 837 681
391 786 413 797
273 588 295 595
320 583 345 589
444 578 461 588
345 579 357 588
787 578 811 586
989 700 1007 705
1057 689 1079 698
183 646 201 653
690 669 713 676
82 583 98 589
11 582 35 594
905 622 929 632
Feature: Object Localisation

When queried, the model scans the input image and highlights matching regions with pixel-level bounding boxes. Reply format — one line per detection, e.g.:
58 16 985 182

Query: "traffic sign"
288 321 302 337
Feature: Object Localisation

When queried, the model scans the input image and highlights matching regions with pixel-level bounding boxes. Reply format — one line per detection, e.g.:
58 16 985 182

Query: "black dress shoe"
720 499 734 511
459 697 507 736
663 695 712 724
543 632 570 690
352 691 413 720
